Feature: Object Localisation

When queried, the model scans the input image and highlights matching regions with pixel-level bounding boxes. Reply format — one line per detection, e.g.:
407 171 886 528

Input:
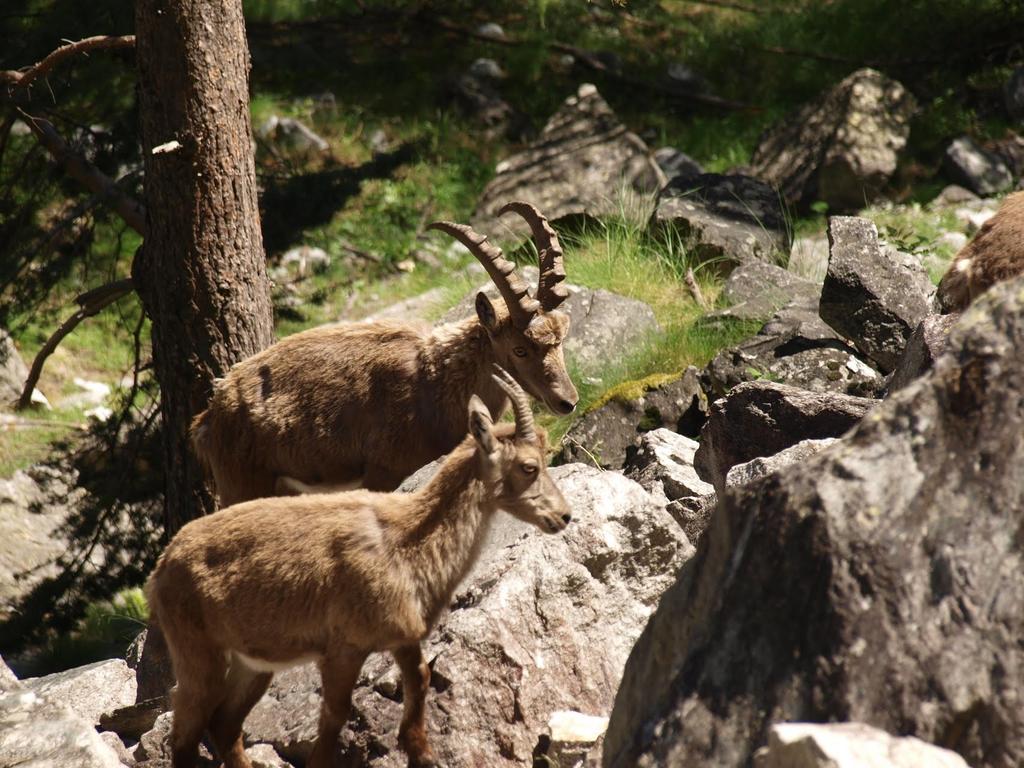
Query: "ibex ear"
468 394 496 454
475 292 498 331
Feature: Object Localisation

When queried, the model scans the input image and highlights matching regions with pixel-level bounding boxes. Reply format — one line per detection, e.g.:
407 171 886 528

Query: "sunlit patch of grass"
0 419 78 478
517 198 759 446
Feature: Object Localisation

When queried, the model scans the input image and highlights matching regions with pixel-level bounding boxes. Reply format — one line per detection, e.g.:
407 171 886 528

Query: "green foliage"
13 588 148 677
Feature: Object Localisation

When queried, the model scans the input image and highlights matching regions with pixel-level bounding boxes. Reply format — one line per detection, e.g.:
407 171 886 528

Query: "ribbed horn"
498 201 568 312
491 364 536 443
428 221 539 329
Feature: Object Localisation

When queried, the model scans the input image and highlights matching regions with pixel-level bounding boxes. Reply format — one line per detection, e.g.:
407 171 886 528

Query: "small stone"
468 57 506 80
475 22 506 40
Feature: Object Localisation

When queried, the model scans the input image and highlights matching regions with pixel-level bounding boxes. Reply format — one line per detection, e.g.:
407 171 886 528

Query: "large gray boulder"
819 216 935 373
754 723 970 768
472 84 660 237
701 299 883 400
749 68 916 212
236 464 693 767
694 380 875 494
604 278 1024 768
943 136 1013 196
649 173 791 270
0 658 127 768
558 368 707 468
22 659 136 727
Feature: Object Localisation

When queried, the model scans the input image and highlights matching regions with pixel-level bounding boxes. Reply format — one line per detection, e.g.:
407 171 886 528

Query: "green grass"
0 419 77 478
511 202 759 444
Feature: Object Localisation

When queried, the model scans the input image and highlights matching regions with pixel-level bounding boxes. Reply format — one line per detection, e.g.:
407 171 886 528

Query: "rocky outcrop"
754 723 970 768
623 429 713 502
230 464 693 767
649 173 791 269
472 84 660 237
604 279 1024 768
887 313 959 392
694 380 875 493
943 136 1013 196
819 216 935 373
749 68 916 212
701 299 883 400
0 658 128 768
22 658 136 727
558 368 707 468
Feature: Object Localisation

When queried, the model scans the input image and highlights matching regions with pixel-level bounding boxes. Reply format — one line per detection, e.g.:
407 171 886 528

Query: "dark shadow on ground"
259 140 421 255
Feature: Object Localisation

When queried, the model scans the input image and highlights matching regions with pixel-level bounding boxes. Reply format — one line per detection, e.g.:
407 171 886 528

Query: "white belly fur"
231 650 321 673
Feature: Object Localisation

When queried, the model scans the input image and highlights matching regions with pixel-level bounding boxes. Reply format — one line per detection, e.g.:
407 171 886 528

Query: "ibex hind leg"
208 657 273 768
167 640 229 768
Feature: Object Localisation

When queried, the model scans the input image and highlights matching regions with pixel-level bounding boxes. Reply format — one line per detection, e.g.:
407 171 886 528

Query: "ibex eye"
513 347 528 358
521 462 538 474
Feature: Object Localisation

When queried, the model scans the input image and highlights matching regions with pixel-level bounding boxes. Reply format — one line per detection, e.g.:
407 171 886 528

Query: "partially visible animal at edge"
146 367 572 768
937 191 1024 312
191 201 579 503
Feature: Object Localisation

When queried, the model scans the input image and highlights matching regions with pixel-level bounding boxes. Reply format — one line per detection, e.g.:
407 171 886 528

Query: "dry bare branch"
1 35 135 96
685 268 709 311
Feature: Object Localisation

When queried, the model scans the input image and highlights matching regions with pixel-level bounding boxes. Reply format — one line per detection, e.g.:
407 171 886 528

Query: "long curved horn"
428 221 539 329
491 364 537 443
499 201 569 312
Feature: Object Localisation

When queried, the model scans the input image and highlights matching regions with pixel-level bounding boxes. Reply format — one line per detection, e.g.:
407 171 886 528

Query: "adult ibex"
937 191 1024 312
191 202 578 502
147 368 571 768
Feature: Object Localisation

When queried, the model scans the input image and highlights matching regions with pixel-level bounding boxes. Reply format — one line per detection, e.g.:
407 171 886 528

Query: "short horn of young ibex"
190 202 578 503
147 367 571 768
936 191 1024 313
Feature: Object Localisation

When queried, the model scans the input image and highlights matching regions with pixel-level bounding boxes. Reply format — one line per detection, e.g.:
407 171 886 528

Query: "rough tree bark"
134 0 274 536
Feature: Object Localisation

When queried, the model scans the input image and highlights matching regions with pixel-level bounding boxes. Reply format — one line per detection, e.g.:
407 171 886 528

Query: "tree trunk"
134 0 274 536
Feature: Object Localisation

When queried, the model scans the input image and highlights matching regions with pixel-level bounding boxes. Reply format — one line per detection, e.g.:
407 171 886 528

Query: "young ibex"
147 368 570 768
191 201 578 503
937 191 1024 312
